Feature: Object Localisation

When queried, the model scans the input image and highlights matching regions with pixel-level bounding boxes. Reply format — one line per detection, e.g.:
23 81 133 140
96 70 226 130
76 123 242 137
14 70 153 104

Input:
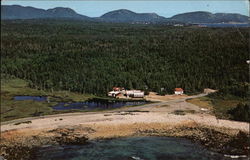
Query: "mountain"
1 5 249 24
99 9 168 23
171 11 249 23
1 5 90 20
213 13 250 23
46 7 88 19
1 5 47 19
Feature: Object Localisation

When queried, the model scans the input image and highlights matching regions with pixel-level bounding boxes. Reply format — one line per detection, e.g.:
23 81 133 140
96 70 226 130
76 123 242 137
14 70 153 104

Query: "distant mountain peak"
46 7 79 17
171 11 249 23
101 9 136 17
1 5 90 20
1 5 249 24
47 7 77 14
116 9 134 12
113 9 134 13
100 9 166 23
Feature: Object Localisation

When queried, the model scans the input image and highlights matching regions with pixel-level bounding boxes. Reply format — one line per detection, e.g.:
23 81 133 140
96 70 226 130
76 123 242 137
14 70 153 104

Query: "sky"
2 0 249 18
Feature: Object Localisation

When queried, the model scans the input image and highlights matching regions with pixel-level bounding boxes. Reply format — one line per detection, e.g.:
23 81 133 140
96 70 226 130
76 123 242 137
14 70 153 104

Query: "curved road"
1 93 208 126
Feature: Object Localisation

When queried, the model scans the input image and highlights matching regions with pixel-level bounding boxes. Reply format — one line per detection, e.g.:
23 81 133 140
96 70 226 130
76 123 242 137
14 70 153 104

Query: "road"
120 93 208 111
1 93 208 126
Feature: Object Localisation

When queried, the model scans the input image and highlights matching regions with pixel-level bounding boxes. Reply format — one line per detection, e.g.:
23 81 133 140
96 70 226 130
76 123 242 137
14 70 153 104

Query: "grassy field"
186 96 246 119
1 76 148 122
1 77 95 122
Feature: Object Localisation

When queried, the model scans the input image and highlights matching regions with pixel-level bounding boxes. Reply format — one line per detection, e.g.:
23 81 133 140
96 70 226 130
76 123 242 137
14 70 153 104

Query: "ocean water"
34 137 234 160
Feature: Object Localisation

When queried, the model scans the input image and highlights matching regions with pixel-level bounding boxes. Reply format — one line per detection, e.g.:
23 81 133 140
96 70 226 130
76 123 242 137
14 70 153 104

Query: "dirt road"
1 93 207 126
1 93 248 133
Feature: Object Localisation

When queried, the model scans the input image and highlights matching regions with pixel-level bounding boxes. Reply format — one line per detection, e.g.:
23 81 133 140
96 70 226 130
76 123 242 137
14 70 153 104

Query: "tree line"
1 20 249 96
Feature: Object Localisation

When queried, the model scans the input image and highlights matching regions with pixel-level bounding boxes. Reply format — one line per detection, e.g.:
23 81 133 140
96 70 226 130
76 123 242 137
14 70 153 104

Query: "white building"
125 90 144 98
133 92 144 98
174 88 184 95
108 88 144 98
108 91 120 97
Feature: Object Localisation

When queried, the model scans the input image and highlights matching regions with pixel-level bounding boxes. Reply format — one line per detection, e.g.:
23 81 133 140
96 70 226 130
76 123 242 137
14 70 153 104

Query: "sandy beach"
1 110 249 134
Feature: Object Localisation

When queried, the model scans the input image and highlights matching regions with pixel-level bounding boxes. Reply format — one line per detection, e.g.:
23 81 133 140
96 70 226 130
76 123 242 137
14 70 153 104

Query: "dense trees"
1 20 249 95
228 103 250 122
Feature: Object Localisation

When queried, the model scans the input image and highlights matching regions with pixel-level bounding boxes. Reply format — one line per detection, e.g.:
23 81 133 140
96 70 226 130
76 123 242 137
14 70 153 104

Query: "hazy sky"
2 0 249 18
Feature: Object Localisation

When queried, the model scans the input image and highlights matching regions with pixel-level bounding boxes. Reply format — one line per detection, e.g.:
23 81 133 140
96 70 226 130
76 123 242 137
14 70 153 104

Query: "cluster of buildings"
108 87 184 98
108 87 145 98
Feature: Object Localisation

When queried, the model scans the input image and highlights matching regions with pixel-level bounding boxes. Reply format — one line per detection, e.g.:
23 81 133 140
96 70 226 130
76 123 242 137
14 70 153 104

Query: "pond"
52 101 146 111
33 137 234 160
14 96 47 101
13 96 147 111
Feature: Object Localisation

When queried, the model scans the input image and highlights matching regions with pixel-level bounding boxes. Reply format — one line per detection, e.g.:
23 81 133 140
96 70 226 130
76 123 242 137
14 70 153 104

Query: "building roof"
113 87 124 91
175 88 184 91
109 91 120 94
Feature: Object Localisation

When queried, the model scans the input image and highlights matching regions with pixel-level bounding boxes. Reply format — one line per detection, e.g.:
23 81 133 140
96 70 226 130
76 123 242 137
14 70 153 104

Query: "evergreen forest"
1 20 249 97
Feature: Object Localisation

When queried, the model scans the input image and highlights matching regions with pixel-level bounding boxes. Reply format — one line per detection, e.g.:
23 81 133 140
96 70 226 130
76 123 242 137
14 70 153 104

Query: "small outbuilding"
132 92 144 98
108 91 120 97
174 88 184 95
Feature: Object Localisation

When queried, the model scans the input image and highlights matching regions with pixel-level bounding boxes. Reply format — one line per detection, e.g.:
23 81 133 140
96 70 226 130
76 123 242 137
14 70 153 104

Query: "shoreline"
1 112 249 159
0 124 249 160
1 94 249 159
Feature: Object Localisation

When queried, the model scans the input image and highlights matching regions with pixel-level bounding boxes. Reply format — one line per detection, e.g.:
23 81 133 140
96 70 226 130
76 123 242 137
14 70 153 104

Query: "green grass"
1 77 95 122
186 97 213 110
1 76 149 122
187 96 247 119
1 78 94 101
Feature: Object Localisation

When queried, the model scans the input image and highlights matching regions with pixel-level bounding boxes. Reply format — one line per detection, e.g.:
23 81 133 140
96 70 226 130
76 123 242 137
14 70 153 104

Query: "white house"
174 88 184 95
108 91 120 97
125 90 144 98
132 92 144 98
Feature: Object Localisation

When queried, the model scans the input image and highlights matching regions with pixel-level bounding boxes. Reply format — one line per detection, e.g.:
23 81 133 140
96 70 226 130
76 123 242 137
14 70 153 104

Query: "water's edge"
33 137 230 160
0 125 248 160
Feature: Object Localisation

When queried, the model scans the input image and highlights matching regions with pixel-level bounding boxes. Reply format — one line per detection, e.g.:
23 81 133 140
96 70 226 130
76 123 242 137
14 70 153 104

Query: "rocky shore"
0 127 89 160
1 98 249 160
0 122 249 160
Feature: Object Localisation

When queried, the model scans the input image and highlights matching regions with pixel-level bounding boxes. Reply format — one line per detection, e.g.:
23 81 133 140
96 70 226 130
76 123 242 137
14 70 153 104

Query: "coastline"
1 109 249 159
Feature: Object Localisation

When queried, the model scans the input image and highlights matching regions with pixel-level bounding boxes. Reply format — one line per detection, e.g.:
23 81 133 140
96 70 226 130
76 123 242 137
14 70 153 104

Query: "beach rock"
136 125 247 155
55 135 88 145
52 128 89 145
223 131 249 155
0 145 35 160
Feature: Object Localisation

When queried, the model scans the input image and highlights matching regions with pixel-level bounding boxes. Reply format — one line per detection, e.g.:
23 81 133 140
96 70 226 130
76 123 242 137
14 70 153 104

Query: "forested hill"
171 11 249 23
98 9 168 23
1 5 91 20
1 5 249 24
1 20 249 96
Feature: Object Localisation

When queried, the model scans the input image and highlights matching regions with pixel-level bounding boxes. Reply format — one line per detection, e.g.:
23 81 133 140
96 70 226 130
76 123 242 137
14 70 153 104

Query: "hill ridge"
1 5 249 24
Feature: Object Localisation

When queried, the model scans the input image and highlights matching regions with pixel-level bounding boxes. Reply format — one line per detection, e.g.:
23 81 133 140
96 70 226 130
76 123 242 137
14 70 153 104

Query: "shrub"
228 103 250 122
